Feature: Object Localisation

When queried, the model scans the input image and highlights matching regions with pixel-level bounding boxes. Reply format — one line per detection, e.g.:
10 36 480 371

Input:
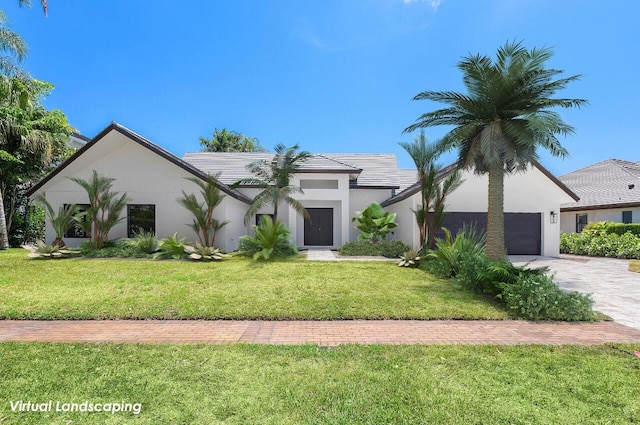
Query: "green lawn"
1 343 639 424
0 249 506 320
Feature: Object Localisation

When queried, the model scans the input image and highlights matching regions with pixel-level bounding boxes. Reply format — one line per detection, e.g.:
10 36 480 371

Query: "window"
256 213 274 226
127 204 155 237
300 179 339 189
64 204 90 238
576 213 588 233
623 211 633 224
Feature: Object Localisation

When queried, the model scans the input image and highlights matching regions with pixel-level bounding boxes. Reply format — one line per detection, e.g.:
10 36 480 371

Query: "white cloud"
403 0 442 11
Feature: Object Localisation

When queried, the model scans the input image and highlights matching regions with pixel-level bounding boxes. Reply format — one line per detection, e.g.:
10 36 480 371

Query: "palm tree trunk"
486 164 505 260
0 186 9 249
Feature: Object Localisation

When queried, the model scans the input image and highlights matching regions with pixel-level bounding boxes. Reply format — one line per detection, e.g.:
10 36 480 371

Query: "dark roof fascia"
71 132 91 142
532 161 580 201
350 185 399 190
297 169 363 174
27 122 252 204
561 202 640 212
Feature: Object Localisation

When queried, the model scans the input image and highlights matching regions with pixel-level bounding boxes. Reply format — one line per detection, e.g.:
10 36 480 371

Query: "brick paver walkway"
1 320 639 346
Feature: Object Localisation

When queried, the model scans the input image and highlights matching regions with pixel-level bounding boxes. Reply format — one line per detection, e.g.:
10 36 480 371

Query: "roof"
381 161 578 207
559 159 640 211
397 169 419 193
182 152 399 188
26 122 252 204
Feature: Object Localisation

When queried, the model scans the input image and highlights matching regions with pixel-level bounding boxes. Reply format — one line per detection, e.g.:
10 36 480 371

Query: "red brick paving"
1 320 639 346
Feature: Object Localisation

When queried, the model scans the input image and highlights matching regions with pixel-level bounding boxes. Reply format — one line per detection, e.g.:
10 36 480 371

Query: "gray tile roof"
397 169 419 192
182 152 399 188
559 159 640 209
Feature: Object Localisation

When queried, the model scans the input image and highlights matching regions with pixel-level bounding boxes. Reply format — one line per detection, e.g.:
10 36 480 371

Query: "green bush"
8 204 45 247
153 233 188 260
238 216 297 260
583 221 640 237
427 224 486 277
338 240 410 258
560 231 640 259
79 240 151 258
124 230 158 254
498 273 595 321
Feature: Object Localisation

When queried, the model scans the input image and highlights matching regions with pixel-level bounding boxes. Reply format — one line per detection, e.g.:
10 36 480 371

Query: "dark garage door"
304 208 333 246
434 212 541 255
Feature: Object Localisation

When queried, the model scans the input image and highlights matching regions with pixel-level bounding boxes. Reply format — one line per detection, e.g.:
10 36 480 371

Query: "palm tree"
34 193 78 248
404 41 587 260
231 143 311 225
16 0 48 16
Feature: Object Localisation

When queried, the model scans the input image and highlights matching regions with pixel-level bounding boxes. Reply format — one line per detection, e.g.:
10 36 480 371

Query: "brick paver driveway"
511 255 640 330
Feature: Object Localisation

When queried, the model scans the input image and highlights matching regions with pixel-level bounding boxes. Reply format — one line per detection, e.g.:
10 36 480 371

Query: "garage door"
433 212 541 255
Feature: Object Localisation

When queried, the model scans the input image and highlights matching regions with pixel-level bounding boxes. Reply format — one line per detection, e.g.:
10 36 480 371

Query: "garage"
434 212 541 255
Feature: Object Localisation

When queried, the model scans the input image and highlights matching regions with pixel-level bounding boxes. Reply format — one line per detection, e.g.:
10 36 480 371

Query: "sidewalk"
1 320 639 346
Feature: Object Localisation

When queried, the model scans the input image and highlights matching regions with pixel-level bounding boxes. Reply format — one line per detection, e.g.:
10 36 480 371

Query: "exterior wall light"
550 211 557 224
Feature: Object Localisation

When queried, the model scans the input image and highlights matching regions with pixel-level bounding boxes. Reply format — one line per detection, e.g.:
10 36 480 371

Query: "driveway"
510 255 640 330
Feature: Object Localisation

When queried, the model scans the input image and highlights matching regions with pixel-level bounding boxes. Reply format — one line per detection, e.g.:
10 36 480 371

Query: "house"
559 159 640 233
28 122 577 256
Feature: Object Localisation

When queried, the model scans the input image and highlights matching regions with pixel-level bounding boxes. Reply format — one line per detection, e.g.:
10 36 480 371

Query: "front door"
304 208 333 246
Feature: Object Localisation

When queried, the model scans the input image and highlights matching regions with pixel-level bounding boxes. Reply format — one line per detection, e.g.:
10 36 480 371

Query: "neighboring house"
28 122 577 256
559 159 640 233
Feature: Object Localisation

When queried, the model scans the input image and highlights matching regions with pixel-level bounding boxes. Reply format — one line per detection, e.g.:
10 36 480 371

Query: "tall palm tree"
399 130 461 250
404 41 587 260
231 143 311 225
16 0 48 17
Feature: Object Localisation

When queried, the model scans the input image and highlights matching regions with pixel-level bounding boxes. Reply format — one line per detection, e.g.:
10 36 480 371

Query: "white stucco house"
559 159 640 233
28 122 578 256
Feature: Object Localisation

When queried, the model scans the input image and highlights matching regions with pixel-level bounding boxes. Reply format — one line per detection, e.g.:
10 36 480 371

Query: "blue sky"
4 0 639 175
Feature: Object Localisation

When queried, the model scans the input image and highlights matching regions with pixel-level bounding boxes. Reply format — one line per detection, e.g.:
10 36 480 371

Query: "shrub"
560 231 640 259
9 204 45 247
498 273 595 321
427 224 486 277
184 243 226 261
153 233 188 260
339 240 410 258
24 240 80 259
79 240 149 258
124 229 158 254
352 202 398 242
398 249 421 267
238 216 297 260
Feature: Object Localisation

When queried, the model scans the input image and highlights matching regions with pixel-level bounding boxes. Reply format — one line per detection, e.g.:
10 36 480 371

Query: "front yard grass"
0 249 507 320
1 342 639 424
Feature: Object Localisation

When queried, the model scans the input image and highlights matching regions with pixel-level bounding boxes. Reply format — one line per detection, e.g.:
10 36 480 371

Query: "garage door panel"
432 212 541 255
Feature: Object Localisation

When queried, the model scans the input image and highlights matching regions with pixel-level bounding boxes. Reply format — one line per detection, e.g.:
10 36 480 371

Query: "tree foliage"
69 170 130 250
199 128 266 152
232 143 311 225
404 41 586 260
177 174 228 247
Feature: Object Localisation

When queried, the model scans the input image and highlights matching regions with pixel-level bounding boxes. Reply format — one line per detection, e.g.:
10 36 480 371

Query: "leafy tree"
399 130 462 250
34 193 78 248
177 174 229 247
352 202 397 243
0 76 73 247
232 143 311 225
0 10 27 76
69 170 130 250
404 41 586 260
199 128 266 152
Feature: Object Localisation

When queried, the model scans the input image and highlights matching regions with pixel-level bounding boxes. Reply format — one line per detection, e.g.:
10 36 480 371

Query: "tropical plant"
69 170 130 250
231 143 311 225
238 215 297 260
184 242 226 261
352 202 397 243
16 0 49 16
34 194 78 248
23 240 80 259
399 130 462 250
177 174 228 247
124 229 157 254
153 233 188 260
199 128 266 152
398 249 421 267
428 224 486 277
404 41 587 260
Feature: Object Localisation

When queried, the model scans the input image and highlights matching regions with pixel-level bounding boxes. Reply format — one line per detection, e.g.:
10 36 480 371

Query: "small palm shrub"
428 224 486 277
238 216 297 260
35 194 79 248
397 249 421 267
153 233 188 259
24 240 80 259
125 229 158 254
184 243 225 261
339 240 410 258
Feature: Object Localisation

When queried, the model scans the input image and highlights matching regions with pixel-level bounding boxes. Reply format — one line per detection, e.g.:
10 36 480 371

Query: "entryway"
304 208 333 246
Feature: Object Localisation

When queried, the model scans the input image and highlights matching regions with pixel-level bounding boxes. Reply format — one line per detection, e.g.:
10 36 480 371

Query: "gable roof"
26 122 252 204
182 152 399 188
559 159 640 211
381 161 578 207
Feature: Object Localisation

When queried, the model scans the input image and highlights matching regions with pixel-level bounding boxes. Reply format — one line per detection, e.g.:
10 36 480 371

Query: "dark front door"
304 208 333 246
433 212 541 255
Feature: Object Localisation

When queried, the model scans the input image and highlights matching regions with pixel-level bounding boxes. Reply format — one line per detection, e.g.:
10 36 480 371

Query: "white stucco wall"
385 166 574 256
31 130 250 252
560 207 640 234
